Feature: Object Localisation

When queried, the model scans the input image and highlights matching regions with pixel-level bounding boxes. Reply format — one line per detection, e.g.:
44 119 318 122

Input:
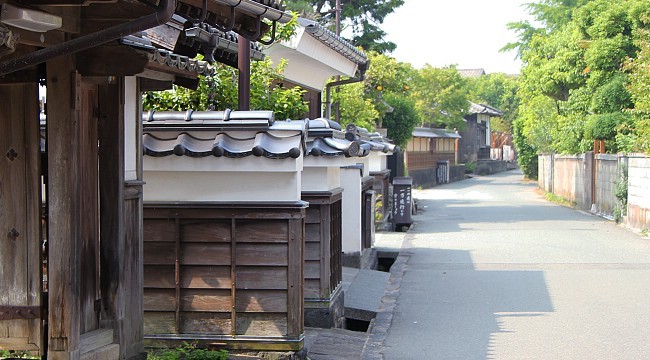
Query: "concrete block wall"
539 152 650 231
627 154 650 231
552 154 593 210
538 154 553 193
594 154 618 217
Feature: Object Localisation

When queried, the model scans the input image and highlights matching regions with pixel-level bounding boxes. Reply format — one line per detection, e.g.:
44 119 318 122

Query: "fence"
538 153 650 231
628 154 650 230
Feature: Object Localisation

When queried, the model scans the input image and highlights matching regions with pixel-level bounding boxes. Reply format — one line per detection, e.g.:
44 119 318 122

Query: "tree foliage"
381 93 420 148
467 73 520 132
512 0 650 156
143 58 308 120
284 0 404 53
411 65 469 130
332 81 378 131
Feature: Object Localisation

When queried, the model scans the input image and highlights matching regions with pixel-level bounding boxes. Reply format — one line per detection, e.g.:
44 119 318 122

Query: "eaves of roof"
120 36 214 76
297 18 368 65
468 102 504 117
412 127 461 139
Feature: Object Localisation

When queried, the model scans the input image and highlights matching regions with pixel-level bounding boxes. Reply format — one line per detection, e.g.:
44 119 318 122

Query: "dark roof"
119 36 214 76
297 18 368 65
306 120 398 157
142 110 305 159
468 102 504 117
143 15 265 68
412 127 461 139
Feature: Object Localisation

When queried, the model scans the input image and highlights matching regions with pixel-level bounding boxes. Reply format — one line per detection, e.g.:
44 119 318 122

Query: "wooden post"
287 218 304 338
47 55 82 360
99 77 145 359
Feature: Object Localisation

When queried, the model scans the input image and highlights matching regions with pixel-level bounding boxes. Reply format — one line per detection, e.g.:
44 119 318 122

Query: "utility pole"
336 0 341 36
335 0 341 122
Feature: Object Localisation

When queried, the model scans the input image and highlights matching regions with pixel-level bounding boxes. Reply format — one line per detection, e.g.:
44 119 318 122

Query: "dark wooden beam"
11 28 66 47
0 68 39 84
77 45 149 76
29 0 117 7
140 77 173 91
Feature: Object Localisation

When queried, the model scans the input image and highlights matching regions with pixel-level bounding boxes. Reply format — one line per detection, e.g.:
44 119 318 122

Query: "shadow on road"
387 246 555 359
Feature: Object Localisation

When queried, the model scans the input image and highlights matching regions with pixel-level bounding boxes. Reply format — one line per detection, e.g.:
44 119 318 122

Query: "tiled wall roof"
142 110 305 159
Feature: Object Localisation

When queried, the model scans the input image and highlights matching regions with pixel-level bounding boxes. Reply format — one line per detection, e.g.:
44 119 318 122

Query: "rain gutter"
324 60 369 119
0 0 176 76
214 0 293 23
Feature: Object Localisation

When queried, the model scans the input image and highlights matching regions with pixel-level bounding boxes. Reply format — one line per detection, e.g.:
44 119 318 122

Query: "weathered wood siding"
0 83 43 354
98 80 145 359
302 191 343 301
143 204 305 350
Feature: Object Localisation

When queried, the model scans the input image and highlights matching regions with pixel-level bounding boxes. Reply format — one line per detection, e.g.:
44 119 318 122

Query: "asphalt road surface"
378 170 650 360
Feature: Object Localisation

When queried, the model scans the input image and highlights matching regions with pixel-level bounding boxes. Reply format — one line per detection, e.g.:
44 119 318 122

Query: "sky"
381 0 535 74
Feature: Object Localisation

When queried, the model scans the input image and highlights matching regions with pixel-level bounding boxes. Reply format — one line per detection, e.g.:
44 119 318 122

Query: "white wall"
340 167 362 254
301 166 341 192
143 171 301 202
124 76 138 181
369 152 388 173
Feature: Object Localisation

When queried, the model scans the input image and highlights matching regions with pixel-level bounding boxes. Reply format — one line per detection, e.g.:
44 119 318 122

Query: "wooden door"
0 83 43 354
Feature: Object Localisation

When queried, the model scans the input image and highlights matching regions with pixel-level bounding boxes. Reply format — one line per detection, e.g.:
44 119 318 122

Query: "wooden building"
459 102 503 164
0 0 290 359
141 111 306 351
405 127 461 188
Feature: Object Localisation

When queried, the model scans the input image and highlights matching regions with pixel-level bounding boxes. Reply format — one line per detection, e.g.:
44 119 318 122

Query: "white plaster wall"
369 152 388 172
144 155 302 173
143 171 301 202
340 167 362 254
124 76 138 181
301 166 341 191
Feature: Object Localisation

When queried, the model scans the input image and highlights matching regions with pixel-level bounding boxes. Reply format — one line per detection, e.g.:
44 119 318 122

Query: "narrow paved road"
378 170 650 359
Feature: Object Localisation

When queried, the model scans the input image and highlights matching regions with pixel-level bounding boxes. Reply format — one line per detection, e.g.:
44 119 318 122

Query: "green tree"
284 0 404 53
363 51 417 125
332 81 378 130
381 93 420 148
513 117 539 179
511 0 648 155
143 58 308 120
467 73 520 132
411 65 469 130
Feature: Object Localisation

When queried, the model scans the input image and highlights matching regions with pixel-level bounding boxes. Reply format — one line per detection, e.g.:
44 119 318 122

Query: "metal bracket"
186 0 208 24
258 20 277 45
0 306 41 320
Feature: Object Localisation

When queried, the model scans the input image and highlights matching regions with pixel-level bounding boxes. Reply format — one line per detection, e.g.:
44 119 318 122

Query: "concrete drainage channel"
305 231 409 359
342 250 399 334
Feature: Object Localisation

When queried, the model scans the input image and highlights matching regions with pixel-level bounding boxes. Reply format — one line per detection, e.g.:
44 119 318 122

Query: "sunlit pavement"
372 170 650 360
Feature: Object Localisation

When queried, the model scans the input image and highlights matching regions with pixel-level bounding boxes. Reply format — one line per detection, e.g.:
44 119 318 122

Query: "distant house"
457 68 486 78
405 127 461 187
459 102 504 164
